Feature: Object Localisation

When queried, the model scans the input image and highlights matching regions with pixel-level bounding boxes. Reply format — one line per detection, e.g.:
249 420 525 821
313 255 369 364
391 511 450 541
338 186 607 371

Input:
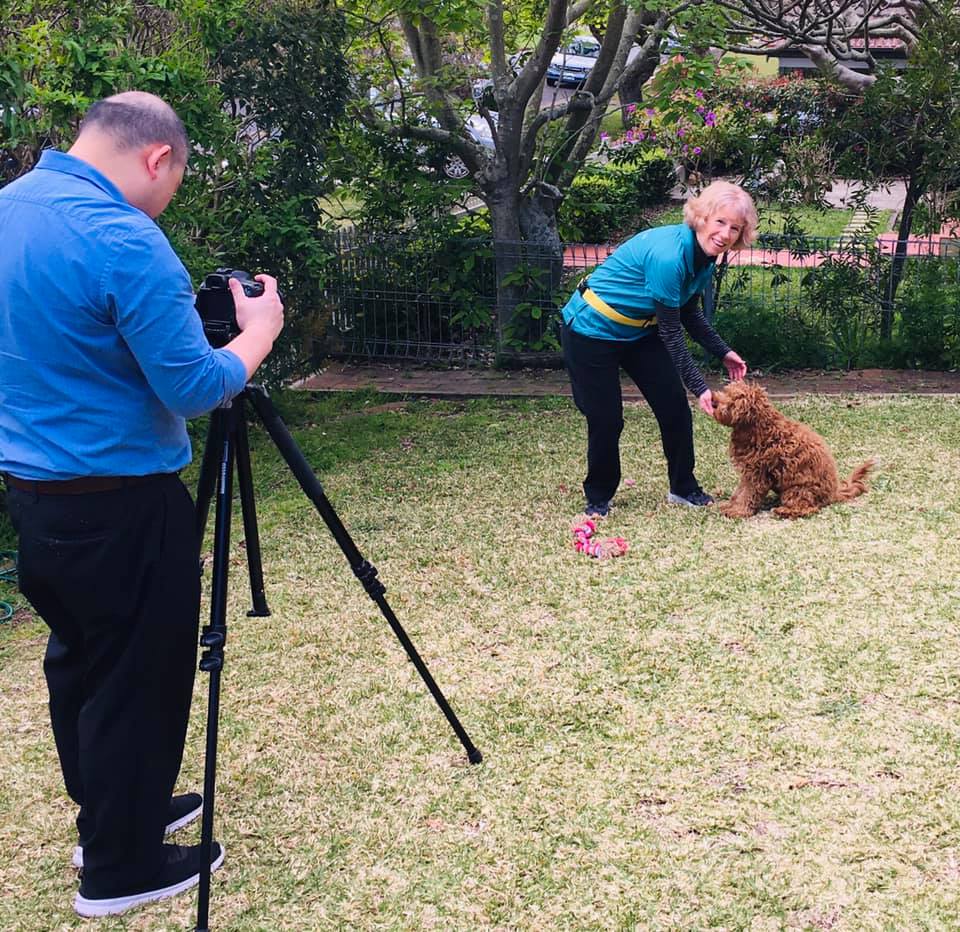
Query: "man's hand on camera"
229 274 284 342
224 274 285 379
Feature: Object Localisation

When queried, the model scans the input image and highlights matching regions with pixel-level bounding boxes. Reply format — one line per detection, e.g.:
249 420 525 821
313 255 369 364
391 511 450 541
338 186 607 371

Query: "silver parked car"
546 36 601 87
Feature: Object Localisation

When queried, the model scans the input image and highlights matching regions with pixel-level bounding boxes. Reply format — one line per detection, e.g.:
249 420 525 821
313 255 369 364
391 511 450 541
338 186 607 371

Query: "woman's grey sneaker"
585 501 610 517
73 792 202 868
74 841 224 918
667 489 714 507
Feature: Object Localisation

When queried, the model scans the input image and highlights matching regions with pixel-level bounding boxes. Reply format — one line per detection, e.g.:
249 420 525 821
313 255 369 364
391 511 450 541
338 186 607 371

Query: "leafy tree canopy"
1 0 351 382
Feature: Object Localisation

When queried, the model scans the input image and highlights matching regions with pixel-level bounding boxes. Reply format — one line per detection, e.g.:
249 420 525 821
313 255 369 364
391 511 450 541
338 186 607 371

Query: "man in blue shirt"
561 180 757 516
0 91 284 917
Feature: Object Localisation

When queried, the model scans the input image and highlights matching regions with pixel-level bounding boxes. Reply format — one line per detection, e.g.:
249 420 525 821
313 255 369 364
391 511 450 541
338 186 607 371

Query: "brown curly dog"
711 381 874 519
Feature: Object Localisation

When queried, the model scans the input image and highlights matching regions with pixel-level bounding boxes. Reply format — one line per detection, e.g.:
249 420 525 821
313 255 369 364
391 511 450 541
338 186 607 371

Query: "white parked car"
546 36 602 87
546 35 642 88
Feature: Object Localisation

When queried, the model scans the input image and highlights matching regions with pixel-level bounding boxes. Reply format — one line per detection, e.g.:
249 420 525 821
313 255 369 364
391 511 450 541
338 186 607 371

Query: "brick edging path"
296 363 960 400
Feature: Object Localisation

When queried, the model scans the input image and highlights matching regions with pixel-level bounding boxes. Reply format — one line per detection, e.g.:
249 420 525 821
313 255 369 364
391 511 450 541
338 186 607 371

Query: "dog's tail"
835 459 875 501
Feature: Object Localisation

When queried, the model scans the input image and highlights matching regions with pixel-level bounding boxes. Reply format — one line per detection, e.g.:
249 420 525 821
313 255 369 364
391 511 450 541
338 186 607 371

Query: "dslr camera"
195 268 264 348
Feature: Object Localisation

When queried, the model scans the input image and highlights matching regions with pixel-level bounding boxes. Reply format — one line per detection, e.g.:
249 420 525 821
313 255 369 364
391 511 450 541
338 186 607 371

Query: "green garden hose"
0 551 16 623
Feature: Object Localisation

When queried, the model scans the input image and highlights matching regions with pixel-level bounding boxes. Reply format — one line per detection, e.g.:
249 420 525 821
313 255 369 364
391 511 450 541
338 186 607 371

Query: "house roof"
848 36 906 49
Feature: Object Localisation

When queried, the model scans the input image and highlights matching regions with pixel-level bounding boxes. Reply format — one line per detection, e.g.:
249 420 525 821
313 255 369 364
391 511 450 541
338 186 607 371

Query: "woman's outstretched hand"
723 350 747 381
698 389 715 416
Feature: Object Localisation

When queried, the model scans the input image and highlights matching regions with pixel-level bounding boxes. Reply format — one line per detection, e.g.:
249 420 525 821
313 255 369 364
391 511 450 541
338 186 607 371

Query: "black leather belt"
3 473 172 495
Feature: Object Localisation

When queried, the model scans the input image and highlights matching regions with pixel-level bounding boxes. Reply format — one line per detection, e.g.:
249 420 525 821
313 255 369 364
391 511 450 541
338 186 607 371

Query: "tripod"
192 384 482 931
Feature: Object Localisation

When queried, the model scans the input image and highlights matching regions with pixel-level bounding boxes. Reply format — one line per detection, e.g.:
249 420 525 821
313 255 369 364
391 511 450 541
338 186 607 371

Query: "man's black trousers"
562 322 699 506
8 475 200 895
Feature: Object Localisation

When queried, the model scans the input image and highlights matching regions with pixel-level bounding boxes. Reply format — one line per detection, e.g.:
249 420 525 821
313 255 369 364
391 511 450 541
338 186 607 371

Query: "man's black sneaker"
667 489 714 507
73 793 202 868
585 501 610 517
74 841 224 917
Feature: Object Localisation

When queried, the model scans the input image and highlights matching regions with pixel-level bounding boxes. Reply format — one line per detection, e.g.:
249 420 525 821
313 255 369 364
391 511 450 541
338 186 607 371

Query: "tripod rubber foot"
246 609 271 617
468 748 483 765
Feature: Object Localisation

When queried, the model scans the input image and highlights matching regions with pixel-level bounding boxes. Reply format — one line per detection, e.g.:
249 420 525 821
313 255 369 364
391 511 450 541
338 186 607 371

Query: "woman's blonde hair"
683 181 758 250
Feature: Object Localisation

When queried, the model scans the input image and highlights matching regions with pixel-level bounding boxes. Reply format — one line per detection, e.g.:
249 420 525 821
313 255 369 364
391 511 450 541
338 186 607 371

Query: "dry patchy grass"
2 392 960 930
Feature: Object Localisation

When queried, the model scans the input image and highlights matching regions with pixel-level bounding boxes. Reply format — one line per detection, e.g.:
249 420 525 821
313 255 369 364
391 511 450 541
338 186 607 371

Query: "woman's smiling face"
696 210 744 256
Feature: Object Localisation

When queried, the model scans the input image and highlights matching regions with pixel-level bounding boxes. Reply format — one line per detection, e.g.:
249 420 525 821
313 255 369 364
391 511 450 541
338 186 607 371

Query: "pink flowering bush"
603 57 795 187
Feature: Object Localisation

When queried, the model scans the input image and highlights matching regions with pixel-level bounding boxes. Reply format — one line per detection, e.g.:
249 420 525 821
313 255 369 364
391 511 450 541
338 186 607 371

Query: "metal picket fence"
317 228 960 367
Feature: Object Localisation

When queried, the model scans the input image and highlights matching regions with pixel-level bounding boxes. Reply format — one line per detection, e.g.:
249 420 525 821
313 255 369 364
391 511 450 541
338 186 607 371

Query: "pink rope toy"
571 516 629 560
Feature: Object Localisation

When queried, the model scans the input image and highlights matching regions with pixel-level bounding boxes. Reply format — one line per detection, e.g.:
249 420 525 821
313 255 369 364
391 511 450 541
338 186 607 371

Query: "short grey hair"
79 94 189 165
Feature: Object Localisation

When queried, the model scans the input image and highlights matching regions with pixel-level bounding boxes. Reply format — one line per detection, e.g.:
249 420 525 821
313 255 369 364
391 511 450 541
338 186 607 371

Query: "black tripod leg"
195 413 236 932
195 410 225 544
233 398 270 617
245 385 482 764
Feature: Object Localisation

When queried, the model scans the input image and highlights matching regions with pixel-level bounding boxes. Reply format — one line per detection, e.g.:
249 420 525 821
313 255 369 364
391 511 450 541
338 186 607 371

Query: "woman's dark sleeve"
653 296 733 397
653 300 711 398
679 299 732 360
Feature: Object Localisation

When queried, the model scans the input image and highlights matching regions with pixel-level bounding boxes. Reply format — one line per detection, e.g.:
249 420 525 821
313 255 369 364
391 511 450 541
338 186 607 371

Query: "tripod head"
195 269 264 348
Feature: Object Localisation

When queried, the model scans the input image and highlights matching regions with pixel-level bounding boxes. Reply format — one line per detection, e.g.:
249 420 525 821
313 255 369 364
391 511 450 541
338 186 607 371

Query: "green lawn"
317 190 363 228
3 390 960 929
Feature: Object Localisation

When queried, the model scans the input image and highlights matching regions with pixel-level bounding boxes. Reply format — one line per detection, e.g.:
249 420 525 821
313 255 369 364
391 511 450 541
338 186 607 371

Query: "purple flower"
600 132 609 141
645 107 656 116
704 111 717 127
695 89 704 99
626 103 637 115
693 146 702 155
637 131 646 140
677 127 685 137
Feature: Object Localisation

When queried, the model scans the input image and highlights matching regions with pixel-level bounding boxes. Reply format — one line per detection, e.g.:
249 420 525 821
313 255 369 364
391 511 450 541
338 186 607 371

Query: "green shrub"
1 1 350 385
710 252 960 371
557 156 674 243
801 255 887 369
321 229 500 358
887 257 960 368
713 294 831 370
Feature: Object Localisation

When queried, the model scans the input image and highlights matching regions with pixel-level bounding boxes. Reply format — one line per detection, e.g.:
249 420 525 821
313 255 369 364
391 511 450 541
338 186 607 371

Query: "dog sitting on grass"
711 381 874 519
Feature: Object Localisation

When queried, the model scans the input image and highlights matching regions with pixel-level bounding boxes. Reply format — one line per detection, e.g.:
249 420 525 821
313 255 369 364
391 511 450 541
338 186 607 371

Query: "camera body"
195 268 264 347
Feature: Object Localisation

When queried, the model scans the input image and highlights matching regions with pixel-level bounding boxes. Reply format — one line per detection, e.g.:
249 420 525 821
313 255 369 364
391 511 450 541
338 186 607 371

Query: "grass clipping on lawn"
2 391 960 930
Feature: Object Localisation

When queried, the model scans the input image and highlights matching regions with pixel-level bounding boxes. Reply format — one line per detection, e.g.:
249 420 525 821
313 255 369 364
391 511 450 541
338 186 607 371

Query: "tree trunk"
618 49 661 130
883 174 922 338
487 185 525 356
518 182 563 292
486 183 565 361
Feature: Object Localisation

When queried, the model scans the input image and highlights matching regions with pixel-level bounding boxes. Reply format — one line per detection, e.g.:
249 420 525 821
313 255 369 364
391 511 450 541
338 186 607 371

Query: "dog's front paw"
773 504 820 519
718 500 754 519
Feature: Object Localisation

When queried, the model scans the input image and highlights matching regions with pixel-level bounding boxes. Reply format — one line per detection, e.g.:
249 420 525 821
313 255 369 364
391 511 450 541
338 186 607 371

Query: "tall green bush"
713 250 960 371
713 295 830 370
557 156 674 243
0 0 349 383
802 254 886 369
888 257 960 369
